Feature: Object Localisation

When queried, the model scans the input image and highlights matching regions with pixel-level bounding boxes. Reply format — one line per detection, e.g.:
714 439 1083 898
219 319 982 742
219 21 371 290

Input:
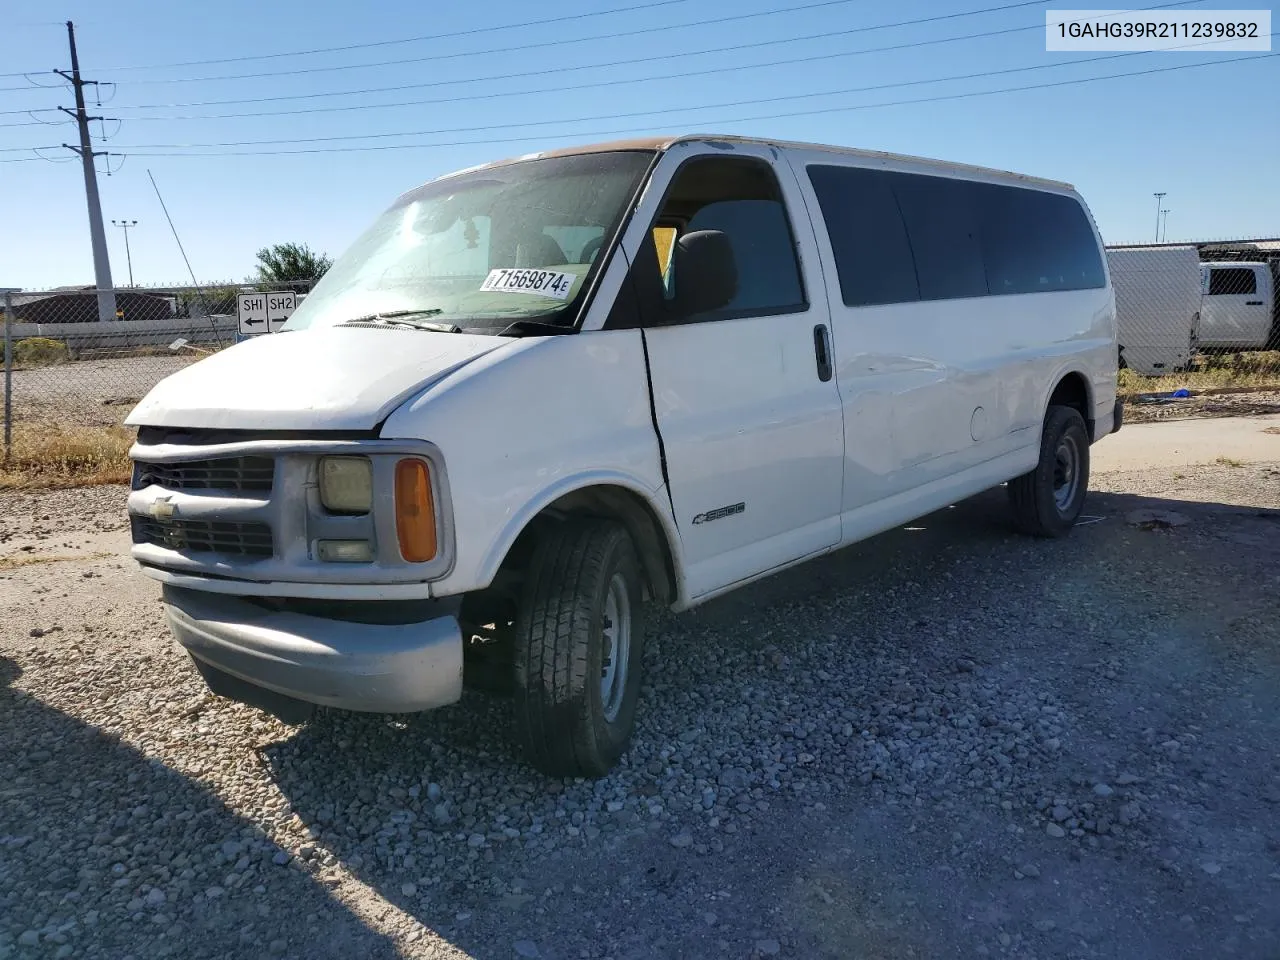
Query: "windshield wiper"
338 309 461 333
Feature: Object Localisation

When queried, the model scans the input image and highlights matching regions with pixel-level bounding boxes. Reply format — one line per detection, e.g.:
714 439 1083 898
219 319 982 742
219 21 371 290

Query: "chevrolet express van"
125 135 1121 777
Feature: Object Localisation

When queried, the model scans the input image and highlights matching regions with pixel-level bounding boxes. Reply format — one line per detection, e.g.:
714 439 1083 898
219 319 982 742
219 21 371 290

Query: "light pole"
1152 193 1166 243
1159 209 1170 243
112 219 138 287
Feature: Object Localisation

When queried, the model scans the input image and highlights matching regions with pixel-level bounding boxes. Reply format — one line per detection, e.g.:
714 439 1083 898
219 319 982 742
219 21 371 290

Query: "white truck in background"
1106 245 1202 375
1198 259 1279 350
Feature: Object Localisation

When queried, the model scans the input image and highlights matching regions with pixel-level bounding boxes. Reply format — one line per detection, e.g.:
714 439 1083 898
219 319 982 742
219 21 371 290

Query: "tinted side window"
978 185 1106 294
1208 267 1257 295
890 174 989 301
807 165 919 307
809 165 1106 306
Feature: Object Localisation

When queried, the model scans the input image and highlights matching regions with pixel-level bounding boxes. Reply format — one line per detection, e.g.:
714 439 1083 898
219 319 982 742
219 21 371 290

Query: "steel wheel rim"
600 573 631 723
1053 433 1081 513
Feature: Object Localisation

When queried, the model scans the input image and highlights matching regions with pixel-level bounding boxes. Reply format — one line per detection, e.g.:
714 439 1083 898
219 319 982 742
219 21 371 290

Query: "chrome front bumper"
163 585 463 716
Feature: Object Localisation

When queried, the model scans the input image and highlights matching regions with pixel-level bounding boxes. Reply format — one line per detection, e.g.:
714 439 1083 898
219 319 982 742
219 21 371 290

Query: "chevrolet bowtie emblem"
149 497 176 520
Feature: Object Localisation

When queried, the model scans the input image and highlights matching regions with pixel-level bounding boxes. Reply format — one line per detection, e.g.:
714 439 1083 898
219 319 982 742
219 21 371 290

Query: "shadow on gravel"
252 483 1280 959
0 655 400 960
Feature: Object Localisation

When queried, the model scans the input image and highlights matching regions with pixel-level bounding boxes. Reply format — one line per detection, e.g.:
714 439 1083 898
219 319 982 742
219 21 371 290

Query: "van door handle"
1245 300 1264 305
813 324 833 382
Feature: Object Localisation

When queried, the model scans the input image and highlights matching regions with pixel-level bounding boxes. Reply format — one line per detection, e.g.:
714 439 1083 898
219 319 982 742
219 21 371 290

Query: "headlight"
318 456 372 514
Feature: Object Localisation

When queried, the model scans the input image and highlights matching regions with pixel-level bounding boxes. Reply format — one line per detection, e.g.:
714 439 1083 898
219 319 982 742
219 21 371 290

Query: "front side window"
282 151 654 334
645 156 807 321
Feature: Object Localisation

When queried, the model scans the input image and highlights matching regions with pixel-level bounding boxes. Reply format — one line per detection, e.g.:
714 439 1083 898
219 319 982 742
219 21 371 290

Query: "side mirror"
671 230 737 318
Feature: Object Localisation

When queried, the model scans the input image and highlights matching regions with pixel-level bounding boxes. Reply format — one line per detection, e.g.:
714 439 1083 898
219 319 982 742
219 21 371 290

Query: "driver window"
652 156 807 319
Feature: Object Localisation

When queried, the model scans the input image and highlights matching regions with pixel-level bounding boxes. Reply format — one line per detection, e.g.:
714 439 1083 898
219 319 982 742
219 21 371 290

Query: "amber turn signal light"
394 458 437 562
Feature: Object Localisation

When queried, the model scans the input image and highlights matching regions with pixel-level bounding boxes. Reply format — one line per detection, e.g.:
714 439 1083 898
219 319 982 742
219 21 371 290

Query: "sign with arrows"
237 291 296 337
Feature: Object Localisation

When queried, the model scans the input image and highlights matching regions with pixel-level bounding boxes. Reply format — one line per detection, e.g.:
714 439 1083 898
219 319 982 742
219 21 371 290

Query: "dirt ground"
1 435 1279 959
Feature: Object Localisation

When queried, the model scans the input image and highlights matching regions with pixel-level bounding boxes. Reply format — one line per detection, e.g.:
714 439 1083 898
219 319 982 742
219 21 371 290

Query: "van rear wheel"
1008 405 1090 537
512 519 646 777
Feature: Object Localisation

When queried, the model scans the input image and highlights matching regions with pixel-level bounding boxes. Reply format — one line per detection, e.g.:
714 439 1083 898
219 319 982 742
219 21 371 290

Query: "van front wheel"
1007 405 1090 537
513 519 646 777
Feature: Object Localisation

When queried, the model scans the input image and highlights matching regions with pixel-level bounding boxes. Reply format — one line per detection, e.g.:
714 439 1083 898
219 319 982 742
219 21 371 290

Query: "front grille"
132 517 274 558
133 456 274 493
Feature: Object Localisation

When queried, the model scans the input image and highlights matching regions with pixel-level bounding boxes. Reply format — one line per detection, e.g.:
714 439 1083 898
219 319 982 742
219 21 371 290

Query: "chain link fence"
1107 237 1280 412
2 279 317 431
3 236 1279 466
1 279 319 483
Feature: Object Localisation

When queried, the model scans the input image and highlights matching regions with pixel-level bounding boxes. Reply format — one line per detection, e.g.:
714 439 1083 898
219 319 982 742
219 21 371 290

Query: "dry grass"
0 422 133 489
1118 351 1280 397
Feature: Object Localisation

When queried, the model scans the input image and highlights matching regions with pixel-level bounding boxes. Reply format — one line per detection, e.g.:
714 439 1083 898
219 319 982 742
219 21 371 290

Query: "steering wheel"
580 234 605 264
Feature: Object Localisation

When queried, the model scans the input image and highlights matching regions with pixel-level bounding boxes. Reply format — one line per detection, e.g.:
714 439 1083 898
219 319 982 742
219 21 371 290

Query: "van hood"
126 326 507 431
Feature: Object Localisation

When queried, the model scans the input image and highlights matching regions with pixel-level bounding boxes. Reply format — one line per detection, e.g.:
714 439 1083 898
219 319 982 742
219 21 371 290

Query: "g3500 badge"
691 502 745 525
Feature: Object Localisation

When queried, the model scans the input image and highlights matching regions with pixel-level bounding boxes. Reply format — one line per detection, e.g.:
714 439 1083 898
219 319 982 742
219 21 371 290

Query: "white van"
1198 261 1276 350
125 135 1121 776
1106 245 1201 375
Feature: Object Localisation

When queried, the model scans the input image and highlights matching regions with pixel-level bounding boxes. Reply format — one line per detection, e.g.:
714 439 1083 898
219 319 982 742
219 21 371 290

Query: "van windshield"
281 150 654 335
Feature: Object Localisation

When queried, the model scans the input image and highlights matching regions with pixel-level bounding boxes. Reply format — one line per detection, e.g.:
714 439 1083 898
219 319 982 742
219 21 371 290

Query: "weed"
0 423 133 489
12 337 69 366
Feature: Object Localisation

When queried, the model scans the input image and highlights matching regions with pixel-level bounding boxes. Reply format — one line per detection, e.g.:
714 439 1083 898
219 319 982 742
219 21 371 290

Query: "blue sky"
1 0 1276 289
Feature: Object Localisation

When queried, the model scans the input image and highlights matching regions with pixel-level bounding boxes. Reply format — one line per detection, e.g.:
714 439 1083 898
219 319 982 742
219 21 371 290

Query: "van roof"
429 134 1076 192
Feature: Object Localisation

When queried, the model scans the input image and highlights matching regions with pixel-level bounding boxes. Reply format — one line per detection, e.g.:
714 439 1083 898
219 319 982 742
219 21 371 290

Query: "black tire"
1007 405 1090 537
513 519 646 777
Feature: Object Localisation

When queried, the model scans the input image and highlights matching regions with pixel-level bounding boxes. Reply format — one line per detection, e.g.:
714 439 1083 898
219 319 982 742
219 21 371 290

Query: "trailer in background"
1106 244 1202 375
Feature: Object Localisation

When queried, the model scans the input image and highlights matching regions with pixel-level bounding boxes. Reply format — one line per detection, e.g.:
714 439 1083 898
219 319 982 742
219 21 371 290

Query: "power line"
0 0 689 78
0 115 74 128
49 51 1276 160
82 0 1206 115
90 0 697 74
0 102 69 116
0 77 69 93
43 0 1048 87
105 22 1062 117
96 45 1237 152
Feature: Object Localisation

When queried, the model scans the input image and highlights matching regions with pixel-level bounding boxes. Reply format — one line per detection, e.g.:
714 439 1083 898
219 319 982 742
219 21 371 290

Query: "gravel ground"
8 356 199 428
2 458 1279 960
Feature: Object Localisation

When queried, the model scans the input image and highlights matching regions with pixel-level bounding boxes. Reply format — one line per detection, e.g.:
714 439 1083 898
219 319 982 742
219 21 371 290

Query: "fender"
472 468 688 605
1039 364 1094 412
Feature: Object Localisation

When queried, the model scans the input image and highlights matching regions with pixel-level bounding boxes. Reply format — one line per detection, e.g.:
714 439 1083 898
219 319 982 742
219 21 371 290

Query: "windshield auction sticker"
1046 10 1271 50
480 268 578 300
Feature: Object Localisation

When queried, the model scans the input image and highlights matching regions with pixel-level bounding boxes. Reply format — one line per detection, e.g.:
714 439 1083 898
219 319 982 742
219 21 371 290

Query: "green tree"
253 243 332 286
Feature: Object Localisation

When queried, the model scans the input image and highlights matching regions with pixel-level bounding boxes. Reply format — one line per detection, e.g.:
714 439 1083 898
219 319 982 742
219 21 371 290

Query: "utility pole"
56 21 116 322
1152 192 1166 244
112 219 138 287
